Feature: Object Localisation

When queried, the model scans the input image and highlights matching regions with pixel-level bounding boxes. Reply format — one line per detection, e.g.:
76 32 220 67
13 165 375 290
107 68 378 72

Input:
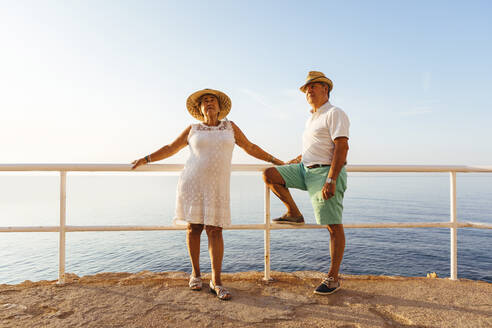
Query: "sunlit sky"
1 1 491 165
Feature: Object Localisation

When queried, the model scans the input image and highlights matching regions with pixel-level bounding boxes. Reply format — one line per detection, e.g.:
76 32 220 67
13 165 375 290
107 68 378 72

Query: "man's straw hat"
186 88 231 121
299 71 333 93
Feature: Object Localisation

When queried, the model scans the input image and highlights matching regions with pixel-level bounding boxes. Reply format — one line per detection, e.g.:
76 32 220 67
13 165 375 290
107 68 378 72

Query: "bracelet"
145 155 151 163
269 155 275 163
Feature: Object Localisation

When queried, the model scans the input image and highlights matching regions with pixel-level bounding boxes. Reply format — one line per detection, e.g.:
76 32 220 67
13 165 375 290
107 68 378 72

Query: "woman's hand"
131 158 147 170
287 155 302 164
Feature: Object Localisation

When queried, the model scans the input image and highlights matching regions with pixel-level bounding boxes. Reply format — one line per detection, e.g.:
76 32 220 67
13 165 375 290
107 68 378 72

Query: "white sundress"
173 120 235 227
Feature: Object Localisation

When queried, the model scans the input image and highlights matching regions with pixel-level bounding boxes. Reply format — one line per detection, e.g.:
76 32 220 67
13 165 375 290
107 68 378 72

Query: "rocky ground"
1 271 491 328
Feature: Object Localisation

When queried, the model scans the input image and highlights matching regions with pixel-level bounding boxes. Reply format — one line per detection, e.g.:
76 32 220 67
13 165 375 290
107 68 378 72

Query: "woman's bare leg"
187 223 204 277
206 225 224 286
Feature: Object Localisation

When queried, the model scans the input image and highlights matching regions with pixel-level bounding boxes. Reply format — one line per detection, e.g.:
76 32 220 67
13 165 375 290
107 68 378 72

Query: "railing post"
58 171 67 284
450 171 458 280
263 183 272 281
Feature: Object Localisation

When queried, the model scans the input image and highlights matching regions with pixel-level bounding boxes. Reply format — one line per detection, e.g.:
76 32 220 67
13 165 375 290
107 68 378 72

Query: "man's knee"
327 224 344 236
262 167 283 185
262 167 274 184
188 223 204 234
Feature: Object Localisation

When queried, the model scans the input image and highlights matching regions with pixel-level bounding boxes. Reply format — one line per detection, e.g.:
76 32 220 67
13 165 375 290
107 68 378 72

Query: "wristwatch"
325 177 335 184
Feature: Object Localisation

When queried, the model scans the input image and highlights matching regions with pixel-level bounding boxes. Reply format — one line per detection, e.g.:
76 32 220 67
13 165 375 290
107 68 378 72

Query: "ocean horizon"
1 172 491 284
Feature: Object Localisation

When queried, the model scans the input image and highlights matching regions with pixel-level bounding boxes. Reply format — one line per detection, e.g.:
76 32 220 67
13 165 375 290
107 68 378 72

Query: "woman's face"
199 95 220 120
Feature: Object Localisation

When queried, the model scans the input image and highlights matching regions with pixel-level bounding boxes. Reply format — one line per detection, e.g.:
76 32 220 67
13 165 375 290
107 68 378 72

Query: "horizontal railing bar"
225 224 266 230
68 225 186 231
1 164 492 173
463 222 492 229
272 222 456 229
347 165 492 173
272 222 489 229
2 222 491 233
0 226 60 232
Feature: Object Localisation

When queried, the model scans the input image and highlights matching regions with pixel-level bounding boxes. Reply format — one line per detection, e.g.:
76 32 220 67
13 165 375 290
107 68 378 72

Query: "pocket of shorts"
338 174 347 193
312 190 326 203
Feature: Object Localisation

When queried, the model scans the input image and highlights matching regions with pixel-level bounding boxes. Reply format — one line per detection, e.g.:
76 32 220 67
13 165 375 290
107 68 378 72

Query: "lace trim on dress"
195 120 229 131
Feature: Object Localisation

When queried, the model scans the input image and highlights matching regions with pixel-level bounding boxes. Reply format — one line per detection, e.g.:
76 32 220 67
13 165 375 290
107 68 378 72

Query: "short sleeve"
326 108 350 140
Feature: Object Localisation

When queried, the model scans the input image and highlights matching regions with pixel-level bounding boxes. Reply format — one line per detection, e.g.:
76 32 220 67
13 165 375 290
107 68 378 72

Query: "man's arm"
321 137 349 200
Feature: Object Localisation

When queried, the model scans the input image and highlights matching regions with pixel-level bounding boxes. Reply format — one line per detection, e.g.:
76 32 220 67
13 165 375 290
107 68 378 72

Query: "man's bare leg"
326 224 345 282
262 167 302 217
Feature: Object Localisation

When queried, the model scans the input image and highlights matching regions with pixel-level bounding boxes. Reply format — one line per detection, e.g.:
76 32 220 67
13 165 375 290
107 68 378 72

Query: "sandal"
209 280 231 300
189 276 202 291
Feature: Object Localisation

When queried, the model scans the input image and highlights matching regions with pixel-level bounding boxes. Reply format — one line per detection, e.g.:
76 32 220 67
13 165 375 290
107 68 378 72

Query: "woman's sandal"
209 280 232 300
189 276 202 291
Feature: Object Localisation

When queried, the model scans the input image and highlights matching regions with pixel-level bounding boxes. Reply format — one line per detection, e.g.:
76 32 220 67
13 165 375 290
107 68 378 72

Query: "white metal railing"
1 164 492 284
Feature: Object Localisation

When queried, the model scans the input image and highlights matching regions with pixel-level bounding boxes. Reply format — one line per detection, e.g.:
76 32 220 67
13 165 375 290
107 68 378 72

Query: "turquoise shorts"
276 163 347 225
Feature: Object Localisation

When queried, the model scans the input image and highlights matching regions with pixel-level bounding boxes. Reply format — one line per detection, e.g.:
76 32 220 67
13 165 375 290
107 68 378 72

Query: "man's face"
305 82 329 106
200 95 220 119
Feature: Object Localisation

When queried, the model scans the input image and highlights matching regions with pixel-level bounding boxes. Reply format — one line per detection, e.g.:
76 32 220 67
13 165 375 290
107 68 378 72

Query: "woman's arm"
287 154 302 164
230 121 284 165
131 125 192 169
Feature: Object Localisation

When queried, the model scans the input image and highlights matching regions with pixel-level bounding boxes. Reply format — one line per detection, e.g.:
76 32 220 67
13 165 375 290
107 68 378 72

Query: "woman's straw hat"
186 88 231 121
299 71 333 93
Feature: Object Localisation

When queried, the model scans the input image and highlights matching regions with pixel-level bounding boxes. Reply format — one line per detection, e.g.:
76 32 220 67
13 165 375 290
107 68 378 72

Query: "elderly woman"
132 89 283 300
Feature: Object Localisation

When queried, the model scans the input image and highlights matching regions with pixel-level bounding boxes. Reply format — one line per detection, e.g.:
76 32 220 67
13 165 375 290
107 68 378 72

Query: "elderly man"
263 71 350 295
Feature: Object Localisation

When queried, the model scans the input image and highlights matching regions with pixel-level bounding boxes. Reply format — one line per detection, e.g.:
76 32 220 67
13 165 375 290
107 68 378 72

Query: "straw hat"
186 88 231 121
299 71 333 93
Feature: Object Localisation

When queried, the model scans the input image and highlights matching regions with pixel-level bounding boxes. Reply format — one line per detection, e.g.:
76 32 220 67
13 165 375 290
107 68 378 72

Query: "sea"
1 172 491 284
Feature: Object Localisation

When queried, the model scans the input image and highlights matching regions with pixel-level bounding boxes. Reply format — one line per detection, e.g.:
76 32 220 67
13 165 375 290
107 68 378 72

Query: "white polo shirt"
301 101 350 167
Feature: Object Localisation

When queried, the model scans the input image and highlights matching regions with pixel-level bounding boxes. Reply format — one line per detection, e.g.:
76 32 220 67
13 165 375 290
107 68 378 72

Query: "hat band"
305 76 327 85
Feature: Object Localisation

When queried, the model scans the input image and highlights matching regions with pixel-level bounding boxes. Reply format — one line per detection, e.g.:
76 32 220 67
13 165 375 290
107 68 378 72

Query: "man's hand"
321 181 336 200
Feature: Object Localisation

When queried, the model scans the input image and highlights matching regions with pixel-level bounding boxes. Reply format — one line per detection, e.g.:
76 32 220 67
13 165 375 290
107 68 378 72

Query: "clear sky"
1 0 491 165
